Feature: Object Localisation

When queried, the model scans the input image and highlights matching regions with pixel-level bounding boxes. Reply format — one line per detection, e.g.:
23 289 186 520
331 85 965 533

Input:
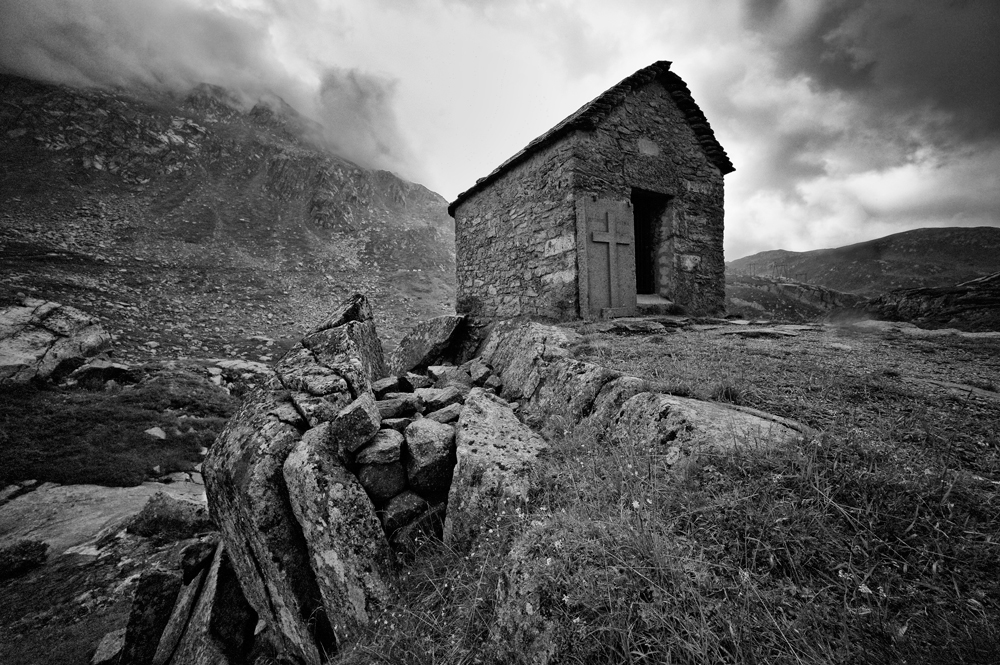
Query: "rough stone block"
283 425 394 650
377 394 423 419
330 393 381 455
380 490 429 536
380 417 414 433
404 419 457 500
525 358 620 427
415 385 464 411
425 402 463 424
444 389 548 551
388 315 465 375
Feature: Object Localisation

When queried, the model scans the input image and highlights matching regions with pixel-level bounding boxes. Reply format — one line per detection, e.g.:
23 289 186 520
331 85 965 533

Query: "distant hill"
0 74 456 358
727 227 1000 296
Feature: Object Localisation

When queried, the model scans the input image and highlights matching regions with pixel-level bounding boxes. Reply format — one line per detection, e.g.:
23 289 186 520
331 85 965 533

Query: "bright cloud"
1 0 997 259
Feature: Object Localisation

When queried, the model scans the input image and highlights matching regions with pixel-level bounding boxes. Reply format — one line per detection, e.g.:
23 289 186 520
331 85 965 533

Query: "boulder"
371 375 405 399
283 424 395 649
329 393 381 456
377 394 423 419
466 359 493 385
117 567 183 665
126 491 214 543
0 298 111 385
415 385 464 411
205 390 333 665
308 293 387 381
444 389 548 550
404 372 434 389
476 321 580 401
404 419 456 499
524 358 620 427
388 315 465 375
582 375 648 436
380 490 429 535
355 430 407 504
380 417 414 433
425 402 463 424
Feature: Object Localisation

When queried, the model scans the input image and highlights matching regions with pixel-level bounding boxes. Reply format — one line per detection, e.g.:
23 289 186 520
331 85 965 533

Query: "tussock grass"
0 369 236 487
337 327 1000 664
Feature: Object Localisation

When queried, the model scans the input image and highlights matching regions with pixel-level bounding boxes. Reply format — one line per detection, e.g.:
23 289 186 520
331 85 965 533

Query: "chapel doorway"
630 188 672 295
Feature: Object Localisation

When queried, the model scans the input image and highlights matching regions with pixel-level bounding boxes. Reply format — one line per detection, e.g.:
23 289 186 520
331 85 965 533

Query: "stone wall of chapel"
573 81 726 314
453 138 580 320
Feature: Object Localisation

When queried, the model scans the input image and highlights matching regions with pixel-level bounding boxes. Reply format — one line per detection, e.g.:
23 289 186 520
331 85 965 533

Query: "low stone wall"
204 302 813 664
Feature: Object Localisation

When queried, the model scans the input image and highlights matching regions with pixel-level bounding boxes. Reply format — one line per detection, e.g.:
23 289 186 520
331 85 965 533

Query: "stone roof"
448 61 735 216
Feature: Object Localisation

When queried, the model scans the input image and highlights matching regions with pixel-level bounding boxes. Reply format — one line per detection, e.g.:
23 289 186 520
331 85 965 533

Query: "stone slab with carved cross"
576 197 637 319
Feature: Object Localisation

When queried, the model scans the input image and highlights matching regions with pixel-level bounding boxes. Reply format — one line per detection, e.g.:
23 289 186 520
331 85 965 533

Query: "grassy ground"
336 324 1000 664
0 367 236 487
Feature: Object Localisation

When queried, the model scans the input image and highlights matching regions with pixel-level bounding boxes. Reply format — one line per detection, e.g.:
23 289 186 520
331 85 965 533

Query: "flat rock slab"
0 481 205 555
608 392 808 465
715 327 801 338
0 298 111 384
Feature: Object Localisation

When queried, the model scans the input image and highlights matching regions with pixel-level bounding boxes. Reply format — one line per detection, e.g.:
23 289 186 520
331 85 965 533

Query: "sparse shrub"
710 382 746 404
0 539 48 580
0 372 236 487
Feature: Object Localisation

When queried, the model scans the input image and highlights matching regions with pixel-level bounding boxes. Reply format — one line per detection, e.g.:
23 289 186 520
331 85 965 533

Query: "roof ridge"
448 61 734 216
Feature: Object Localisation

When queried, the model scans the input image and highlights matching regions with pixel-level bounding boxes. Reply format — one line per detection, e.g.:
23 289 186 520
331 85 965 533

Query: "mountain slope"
728 227 1000 295
0 74 455 358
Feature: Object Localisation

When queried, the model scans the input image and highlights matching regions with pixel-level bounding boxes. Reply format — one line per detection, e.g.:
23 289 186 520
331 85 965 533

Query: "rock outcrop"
0 298 111 385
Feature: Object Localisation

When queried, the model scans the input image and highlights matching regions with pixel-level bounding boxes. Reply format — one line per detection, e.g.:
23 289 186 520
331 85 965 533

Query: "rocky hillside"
0 74 456 360
866 271 1000 331
728 227 1000 296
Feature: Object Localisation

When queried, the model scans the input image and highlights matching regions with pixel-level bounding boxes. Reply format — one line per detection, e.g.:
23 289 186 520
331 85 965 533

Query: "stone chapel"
448 60 734 320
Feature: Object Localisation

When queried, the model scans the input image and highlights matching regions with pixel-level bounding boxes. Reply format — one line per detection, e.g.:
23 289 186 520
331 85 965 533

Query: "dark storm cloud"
743 0 1000 143
0 0 416 175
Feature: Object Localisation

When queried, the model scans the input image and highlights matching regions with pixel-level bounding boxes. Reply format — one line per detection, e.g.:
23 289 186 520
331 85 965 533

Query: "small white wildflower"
546 557 553 566
562 594 570 604
632 500 640 509
858 584 872 595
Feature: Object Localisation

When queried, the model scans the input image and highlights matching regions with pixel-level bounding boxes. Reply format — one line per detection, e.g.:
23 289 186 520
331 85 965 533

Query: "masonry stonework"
450 61 733 320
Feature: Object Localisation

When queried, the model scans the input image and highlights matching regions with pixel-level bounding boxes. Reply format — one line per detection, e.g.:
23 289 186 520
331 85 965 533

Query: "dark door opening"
630 188 671 295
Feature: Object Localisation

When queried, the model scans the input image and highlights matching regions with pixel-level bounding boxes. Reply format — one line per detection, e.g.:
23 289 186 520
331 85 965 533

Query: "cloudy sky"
2 0 998 259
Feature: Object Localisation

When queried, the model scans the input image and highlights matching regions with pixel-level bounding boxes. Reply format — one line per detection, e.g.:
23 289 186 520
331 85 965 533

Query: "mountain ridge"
0 73 456 359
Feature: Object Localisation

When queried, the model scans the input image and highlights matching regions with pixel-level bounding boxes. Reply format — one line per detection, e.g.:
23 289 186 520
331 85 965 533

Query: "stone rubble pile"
202 296 516 662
